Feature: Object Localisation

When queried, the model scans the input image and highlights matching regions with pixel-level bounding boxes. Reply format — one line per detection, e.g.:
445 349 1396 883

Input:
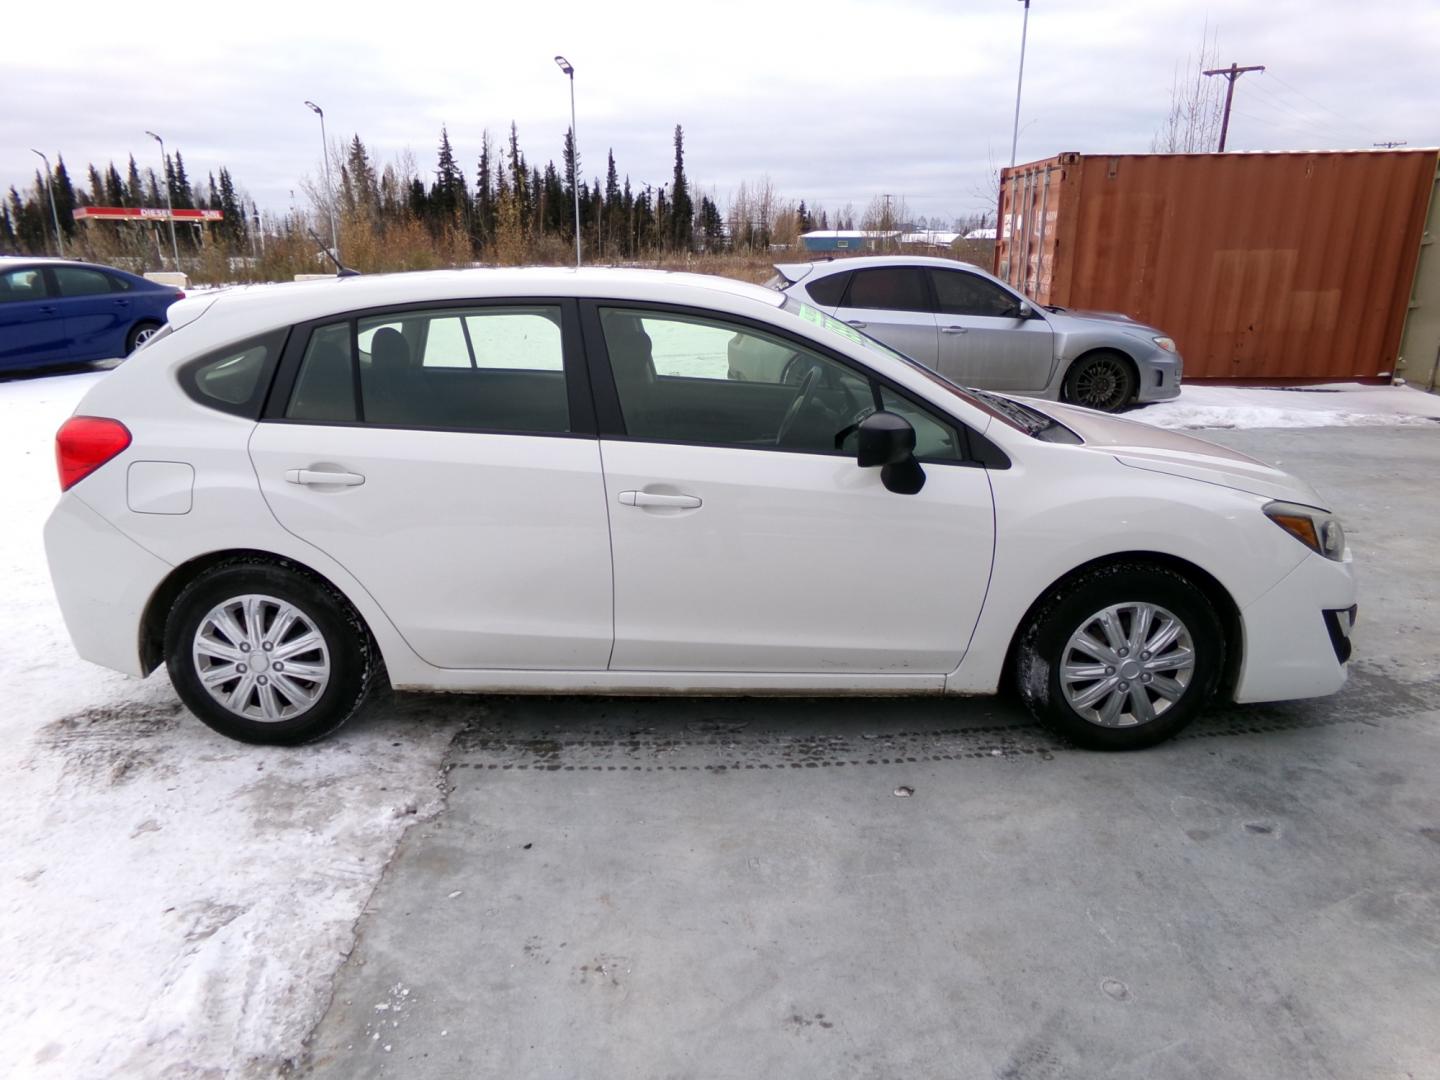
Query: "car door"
47 265 130 361
248 301 614 671
588 303 995 674
830 266 939 367
929 268 1056 391
0 266 66 368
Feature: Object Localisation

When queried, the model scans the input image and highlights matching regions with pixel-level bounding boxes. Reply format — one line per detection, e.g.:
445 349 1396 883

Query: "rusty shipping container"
995 150 1439 381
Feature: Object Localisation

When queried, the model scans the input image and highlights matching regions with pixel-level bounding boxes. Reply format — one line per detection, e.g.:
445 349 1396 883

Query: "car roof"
168 267 786 333
0 255 129 272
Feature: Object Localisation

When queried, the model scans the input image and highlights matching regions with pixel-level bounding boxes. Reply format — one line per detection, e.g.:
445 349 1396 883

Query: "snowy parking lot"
3 365 1439 1078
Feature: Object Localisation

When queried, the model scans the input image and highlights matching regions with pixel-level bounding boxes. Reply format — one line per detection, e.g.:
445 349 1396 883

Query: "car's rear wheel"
164 561 374 745
126 320 162 355
1015 563 1223 750
1062 351 1137 412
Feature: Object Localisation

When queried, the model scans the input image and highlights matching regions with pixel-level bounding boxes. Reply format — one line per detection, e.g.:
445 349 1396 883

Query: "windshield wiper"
968 389 1055 435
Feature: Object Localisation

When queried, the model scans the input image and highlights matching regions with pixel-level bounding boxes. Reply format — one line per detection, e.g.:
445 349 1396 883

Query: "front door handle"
113 299 130 307
285 468 366 487
39 305 58 314
618 490 701 509
941 325 969 334
846 320 867 329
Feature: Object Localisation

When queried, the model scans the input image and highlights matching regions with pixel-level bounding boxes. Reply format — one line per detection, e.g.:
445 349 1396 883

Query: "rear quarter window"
804 271 851 308
177 330 288 418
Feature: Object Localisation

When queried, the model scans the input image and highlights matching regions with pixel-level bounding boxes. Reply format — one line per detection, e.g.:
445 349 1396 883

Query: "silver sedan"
764 255 1182 411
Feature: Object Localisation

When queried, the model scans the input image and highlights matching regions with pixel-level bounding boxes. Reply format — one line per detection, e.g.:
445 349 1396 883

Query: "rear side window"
804 271 851 308
52 266 117 297
284 306 570 433
178 330 288 418
843 267 930 313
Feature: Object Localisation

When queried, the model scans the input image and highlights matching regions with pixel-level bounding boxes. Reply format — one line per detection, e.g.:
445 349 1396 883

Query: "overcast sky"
4 0 1436 226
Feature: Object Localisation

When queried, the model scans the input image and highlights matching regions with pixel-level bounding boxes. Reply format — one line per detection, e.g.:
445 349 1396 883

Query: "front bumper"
44 493 173 678
1134 352 1183 403
1233 549 1357 703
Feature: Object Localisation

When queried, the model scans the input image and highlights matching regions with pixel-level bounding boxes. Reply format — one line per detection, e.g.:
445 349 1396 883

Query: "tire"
1015 563 1223 750
1062 351 1137 412
126 320 162 355
164 560 375 745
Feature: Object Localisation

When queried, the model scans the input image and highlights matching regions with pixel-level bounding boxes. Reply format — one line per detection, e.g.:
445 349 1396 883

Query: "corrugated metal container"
995 150 1439 381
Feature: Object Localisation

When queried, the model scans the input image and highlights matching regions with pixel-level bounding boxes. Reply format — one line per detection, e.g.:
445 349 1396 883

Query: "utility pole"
1373 140 1408 149
1202 62 1265 152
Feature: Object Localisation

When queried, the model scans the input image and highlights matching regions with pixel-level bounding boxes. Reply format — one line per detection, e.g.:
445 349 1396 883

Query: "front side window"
286 306 569 433
843 267 930 313
601 308 875 454
52 266 116 297
0 268 50 303
931 269 1021 318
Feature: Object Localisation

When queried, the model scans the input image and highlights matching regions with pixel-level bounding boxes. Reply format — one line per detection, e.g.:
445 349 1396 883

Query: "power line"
1202 62 1266 151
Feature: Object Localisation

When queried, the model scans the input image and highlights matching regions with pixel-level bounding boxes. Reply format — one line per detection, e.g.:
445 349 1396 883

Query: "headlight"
1264 501 1346 560
1152 336 1177 353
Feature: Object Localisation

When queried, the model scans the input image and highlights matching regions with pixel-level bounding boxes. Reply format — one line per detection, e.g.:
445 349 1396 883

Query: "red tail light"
174 290 186 300
56 416 132 492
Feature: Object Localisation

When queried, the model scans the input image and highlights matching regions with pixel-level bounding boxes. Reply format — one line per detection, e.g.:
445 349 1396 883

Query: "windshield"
782 298 1077 442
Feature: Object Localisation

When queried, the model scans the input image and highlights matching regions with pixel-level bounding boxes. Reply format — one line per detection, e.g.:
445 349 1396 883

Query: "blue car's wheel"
126 320 162 355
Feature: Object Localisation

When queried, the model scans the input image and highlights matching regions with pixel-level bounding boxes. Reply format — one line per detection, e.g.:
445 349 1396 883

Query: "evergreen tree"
669 125 693 252
145 168 161 209
797 200 811 233
207 171 221 211
542 162 563 235
218 168 245 243
530 165 544 237
604 150 621 254
52 157 77 238
699 195 725 251
474 132 495 251
345 135 378 219
170 151 194 209
430 126 467 227
127 156 145 207
506 123 528 229
0 202 15 249
105 163 127 207
86 165 105 207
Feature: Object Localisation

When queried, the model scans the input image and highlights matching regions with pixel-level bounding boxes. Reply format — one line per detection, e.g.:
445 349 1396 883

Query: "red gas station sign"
73 206 223 222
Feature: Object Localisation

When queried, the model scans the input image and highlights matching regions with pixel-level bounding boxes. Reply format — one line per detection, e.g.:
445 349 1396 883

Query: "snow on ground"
0 361 1437 1078
0 367 466 1078
1136 381 1440 430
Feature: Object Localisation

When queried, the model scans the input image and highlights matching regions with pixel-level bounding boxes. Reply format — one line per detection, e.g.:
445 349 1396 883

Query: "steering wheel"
775 366 822 446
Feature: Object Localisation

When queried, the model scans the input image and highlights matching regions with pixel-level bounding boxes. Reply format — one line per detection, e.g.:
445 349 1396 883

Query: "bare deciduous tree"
1153 24 1226 153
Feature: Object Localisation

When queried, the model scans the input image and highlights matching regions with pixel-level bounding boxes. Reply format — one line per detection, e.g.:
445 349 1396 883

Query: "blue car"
0 257 185 374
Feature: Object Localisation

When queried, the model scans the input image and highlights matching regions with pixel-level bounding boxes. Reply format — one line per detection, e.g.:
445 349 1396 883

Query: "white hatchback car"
44 269 1356 750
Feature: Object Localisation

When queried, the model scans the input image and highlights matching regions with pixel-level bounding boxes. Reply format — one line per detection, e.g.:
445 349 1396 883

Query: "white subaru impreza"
44 269 1356 749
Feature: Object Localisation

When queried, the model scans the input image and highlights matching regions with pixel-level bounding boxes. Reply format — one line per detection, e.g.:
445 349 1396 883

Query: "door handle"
285 468 366 487
846 320 867 329
618 490 701 509
113 299 130 307
941 325 969 334
39 305 58 314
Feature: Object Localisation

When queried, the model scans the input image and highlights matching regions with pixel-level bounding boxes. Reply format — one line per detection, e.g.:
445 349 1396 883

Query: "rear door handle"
846 320 867 329
941 325 969 334
285 468 366 487
39 305 58 314
618 491 701 509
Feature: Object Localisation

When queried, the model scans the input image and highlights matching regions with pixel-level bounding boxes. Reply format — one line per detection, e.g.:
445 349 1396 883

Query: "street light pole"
144 131 181 269
29 149 64 257
1009 0 1031 168
304 101 341 264
554 56 581 267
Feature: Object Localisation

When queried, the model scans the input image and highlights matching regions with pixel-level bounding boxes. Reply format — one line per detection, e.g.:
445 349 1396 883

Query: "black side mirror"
857 412 925 494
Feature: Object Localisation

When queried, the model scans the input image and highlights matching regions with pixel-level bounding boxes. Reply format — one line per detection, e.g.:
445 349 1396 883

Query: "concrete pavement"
297 426 1440 1080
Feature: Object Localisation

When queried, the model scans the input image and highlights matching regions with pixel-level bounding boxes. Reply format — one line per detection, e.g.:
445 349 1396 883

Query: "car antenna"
306 229 360 277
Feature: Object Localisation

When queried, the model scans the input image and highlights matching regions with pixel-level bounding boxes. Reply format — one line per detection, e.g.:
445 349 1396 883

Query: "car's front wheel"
126 320 162 355
164 561 375 745
1015 563 1223 750
1062 351 1137 412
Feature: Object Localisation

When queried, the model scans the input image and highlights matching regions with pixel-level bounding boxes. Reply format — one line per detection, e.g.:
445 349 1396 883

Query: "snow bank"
0 368 464 1079
1136 382 1440 430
